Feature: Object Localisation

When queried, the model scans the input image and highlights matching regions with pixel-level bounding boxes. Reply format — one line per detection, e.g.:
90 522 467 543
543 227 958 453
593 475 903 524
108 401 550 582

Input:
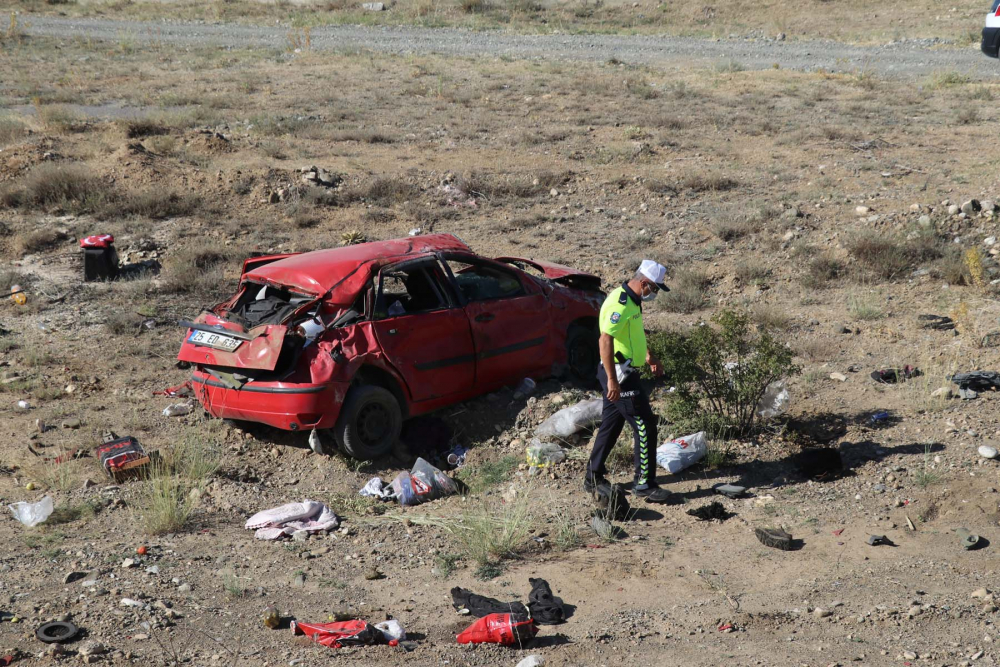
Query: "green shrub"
646 310 800 436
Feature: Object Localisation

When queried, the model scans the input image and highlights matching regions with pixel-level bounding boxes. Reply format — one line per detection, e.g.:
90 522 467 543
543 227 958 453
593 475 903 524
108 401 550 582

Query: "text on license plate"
188 329 242 352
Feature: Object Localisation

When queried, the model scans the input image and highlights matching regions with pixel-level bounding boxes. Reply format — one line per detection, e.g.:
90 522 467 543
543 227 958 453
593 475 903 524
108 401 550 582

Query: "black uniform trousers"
588 364 657 486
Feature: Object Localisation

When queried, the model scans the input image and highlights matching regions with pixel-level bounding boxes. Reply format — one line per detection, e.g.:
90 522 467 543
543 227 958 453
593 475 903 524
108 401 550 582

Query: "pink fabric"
244 500 339 540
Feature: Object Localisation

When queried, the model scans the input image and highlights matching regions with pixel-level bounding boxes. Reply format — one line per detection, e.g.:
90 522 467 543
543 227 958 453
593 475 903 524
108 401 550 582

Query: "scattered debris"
97 435 150 481
527 578 566 625
905 515 916 531
456 613 538 645
263 606 280 629
593 481 630 521
358 477 395 500
161 402 193 417
755 527 794 550
866 534 892 546
244 500 340 540
389 457 460 506
362 2 386 11
374 619 405 642
656 431 708 473
755 380 790 419
291 619 383 649
516 656 545 667
870 366 919 384
7 496 54 527
35 621 78 644
526 440 566 470
950 371 1000 400
686 501 733 522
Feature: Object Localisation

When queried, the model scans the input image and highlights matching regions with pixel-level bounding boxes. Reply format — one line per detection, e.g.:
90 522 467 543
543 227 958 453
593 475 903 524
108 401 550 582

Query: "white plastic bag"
162 402 192 417
535 398 603 439
8 495 54 527
655 432 707 473
756 381 789 420
375 619 406 642
526 439 566 468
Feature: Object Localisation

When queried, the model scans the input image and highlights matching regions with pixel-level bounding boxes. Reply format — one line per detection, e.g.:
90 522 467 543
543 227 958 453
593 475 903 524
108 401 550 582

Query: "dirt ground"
3 14 1000 667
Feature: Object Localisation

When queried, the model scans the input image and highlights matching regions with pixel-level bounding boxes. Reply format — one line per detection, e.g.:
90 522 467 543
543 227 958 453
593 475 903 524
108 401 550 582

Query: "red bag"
456 613 538 646
291 620 382 649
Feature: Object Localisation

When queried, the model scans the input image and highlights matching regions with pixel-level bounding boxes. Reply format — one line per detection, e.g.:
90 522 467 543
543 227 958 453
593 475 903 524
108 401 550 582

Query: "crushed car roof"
242 233 472 299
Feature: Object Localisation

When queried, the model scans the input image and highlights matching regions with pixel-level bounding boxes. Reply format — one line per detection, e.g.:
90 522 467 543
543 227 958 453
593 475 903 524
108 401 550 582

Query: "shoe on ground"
634 483 671 504
584 473 610 493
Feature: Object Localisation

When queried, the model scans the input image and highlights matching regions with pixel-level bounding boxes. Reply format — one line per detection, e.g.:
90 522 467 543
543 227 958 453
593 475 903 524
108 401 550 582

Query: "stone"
931 387 953 399
961 199 982 216
120 598 142 608
835 324 851 334
78 641 107 656
145 566 159 575
917 214 932 228
549 188 559 197
362 1 385 9
782 230 796 242
364 567 384 581
782 207 801 220
830 372 848 382
121 558 137 569
979 445 999 459
814 608 832 618
292 573 306 588
64 571 88 584
902 651 917 660
855 206 870 216
177 583 192 593
516 656 546 667
62 417 81 429
947 204 961 216
972 588 990 599
267 191 279 204
291 530 309 542
986 236 997 247
972 650 984 660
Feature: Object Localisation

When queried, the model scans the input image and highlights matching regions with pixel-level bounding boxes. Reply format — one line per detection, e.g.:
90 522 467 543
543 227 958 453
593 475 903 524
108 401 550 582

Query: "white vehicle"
983 0 1000 57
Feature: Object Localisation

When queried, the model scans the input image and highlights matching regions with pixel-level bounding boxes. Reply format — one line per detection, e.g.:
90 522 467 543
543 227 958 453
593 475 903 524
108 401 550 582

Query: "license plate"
188 329 242 352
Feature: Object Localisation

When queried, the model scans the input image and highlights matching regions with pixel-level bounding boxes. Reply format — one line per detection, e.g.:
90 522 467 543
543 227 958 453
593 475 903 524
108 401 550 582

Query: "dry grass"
162 245 242 294
452 494 534 567
140 468 195 535
14 228 63 255
660 269 711 313
847 292 885 321
1 164 100 210
680 171 739 193
456 170 563 200
0 114 28 146
735 260 771 285
847 231 943 282
801 254 845 289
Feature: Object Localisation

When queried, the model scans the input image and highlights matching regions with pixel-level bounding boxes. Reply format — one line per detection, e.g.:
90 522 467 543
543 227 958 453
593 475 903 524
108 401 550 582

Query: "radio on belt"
79 234 119 282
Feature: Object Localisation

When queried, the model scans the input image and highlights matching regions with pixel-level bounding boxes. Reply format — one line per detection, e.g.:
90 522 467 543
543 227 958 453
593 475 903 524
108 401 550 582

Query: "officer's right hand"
607 378 620 402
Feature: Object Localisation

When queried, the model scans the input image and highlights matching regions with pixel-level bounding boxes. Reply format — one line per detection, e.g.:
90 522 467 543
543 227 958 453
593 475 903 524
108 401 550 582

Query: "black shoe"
634 483 672 504
584 473 609 493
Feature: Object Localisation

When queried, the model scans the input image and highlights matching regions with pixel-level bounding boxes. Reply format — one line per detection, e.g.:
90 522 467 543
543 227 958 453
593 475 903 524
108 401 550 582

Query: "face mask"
641 283 657 302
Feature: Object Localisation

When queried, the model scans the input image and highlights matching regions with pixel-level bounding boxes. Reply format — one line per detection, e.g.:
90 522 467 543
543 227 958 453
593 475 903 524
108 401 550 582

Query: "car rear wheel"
334 384 402 461
566 322 599 386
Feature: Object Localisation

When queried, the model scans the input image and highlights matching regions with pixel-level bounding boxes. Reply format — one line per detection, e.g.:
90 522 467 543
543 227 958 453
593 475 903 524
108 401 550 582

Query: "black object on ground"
755 527 794 550
871 366 920 384
399 416 454 463
593 481 631 521
35 621 78 644
950 371 1000 399
686 501 733 522
450 588 527 618
866 534 894 546
917 314 955 331
526 578 565 625
956 528 980 550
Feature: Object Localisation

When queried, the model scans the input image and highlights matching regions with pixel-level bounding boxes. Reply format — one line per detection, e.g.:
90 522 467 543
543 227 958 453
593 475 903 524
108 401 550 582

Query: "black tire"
566 322 599 385
334 385 402 461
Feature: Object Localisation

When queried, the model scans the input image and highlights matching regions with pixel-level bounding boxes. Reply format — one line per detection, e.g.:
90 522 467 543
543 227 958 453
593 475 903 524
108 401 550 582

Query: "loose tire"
334 385 402 461
566 322 599 385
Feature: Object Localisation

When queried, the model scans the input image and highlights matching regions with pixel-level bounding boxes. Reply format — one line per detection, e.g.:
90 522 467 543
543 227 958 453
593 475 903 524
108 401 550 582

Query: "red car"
177 234 603 459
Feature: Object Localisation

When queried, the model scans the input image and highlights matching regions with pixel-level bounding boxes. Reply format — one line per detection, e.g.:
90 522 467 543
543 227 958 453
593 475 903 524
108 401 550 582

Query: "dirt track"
19 14 1000 79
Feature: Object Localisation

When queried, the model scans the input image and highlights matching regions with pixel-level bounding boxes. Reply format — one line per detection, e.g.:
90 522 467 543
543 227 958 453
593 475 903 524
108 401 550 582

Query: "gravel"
20 15 998 79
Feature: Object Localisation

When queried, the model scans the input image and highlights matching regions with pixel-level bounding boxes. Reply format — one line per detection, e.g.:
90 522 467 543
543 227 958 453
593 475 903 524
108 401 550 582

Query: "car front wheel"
334 385 402 461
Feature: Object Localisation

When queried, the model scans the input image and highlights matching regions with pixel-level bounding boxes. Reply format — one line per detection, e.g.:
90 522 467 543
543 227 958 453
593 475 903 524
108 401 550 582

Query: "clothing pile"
244 500 339 540
451 578 566 625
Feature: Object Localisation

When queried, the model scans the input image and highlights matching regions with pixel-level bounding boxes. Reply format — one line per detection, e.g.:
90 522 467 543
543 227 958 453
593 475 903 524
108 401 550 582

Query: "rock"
814 608 832 618
177 583 192 593
267 191 279 204
64 571 88 584
972 588 990 599
931 387 953 399
364 567 384 581
549 188 559 197
292 574 306 588
903 651 917 660
62 417 81 429
121 558 137 569
961 199 982 216
986 236 997 247
782 229 796 242
291 530 309 542
782 207 801 220
873 484 886 493
835 324 851 334
120 598 142 608
362 1 385 9
855 206 870 216
907 606 922 617
947 204 961 216
979 445 998 460
516 656 546 667
909 203 922 212
917 214 932 228
145 566 159 575
972 650 984 660
830 372 848 382
78 642 107 656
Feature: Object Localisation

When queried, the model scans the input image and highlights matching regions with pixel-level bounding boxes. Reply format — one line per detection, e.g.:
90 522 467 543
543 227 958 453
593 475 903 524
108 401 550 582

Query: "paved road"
19 14 999 79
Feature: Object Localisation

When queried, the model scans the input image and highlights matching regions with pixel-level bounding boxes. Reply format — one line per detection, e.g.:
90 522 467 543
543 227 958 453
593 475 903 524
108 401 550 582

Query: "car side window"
374 265 449 319
446 259 524 302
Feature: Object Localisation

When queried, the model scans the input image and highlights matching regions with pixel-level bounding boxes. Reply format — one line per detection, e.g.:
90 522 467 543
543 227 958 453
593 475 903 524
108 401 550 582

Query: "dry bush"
341 177 417 205
735 260 770 285
801 254 845 289
680 171 739 193
105 311 142 336
847 231 943 282
330 128 395 144
660 269 711 313
1 163 100 210
99 189 201 220
752 304 792 331
0 270 31 291
35 103 86 133
14 228 63 254
118 118 167 138
456 170 562 200
847 292 885 321
0 115 28 146
711 215 752 241
162 245 241 294
452 494 534 568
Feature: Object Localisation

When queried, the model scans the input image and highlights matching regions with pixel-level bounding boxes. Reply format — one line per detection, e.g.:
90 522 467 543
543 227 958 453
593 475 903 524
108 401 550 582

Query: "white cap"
638 259 670 292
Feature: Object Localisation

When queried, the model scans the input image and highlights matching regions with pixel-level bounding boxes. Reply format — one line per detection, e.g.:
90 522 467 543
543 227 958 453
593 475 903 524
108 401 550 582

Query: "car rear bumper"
191 371 348 431
983 27 1000 57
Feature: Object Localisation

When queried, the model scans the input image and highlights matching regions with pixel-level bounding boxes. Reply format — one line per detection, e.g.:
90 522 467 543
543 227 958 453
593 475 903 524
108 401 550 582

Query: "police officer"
585 259 671 504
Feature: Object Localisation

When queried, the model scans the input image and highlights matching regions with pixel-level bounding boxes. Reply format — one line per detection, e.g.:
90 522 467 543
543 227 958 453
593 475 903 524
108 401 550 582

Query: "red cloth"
291 620 379 649
456 613 538 645
80 234 114 248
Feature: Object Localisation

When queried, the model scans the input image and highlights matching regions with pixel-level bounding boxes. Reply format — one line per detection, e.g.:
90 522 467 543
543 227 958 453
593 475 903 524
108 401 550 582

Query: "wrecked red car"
177 234 603 459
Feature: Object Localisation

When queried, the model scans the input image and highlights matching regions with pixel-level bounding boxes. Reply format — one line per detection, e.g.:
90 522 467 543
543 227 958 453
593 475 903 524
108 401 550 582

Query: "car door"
443 255 551 387
370 259 476 403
